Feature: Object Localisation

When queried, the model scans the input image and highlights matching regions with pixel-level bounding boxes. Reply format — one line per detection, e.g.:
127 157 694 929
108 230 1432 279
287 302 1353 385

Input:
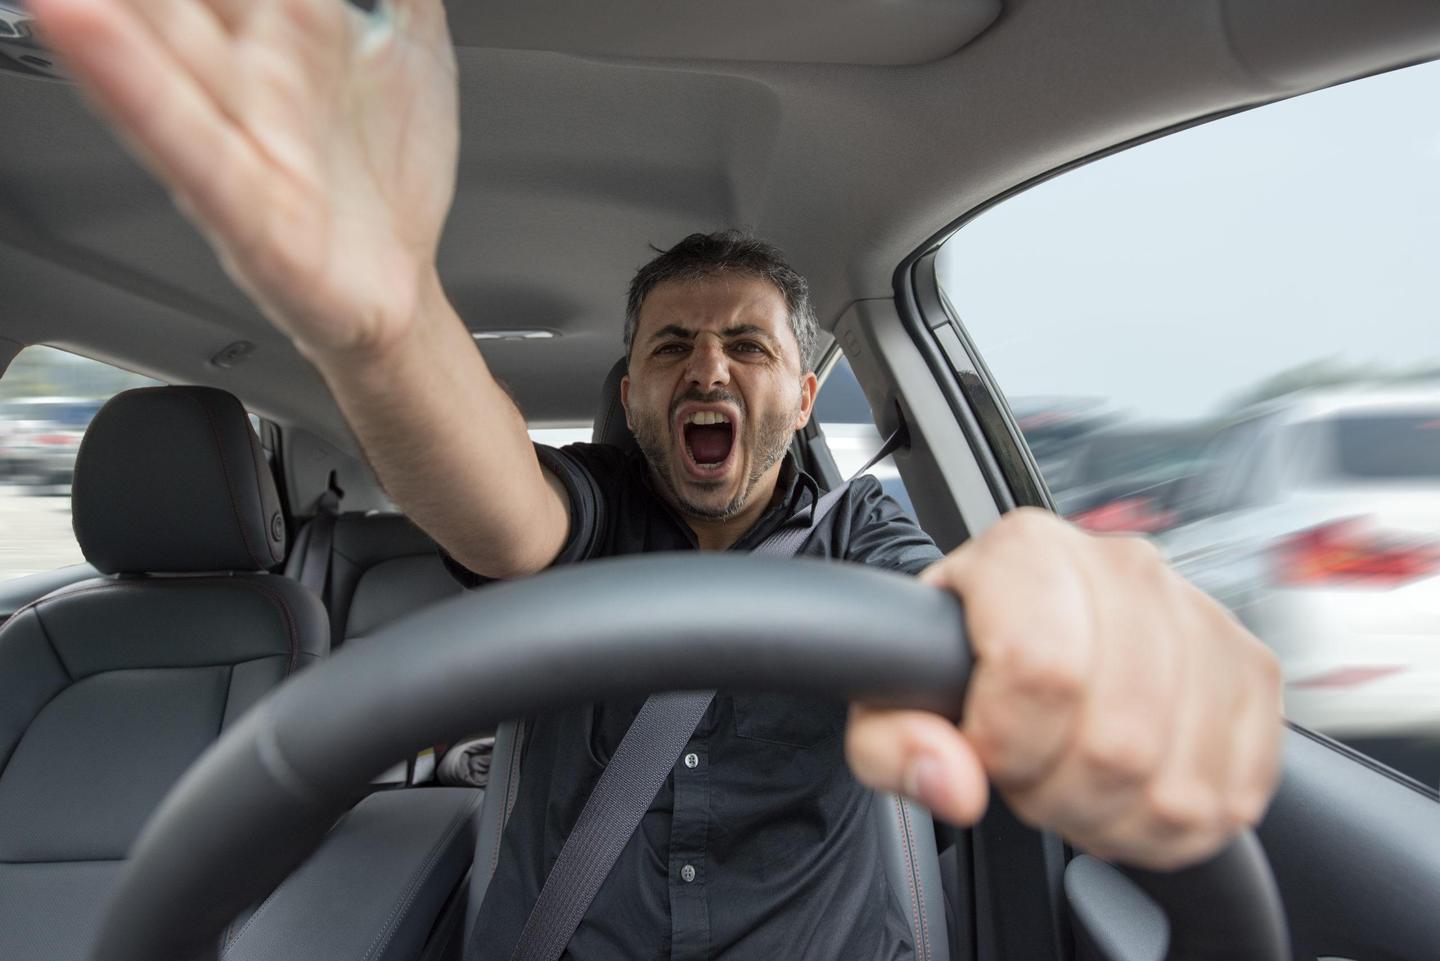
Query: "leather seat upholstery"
592 357 638 450
71 386 288 574
286 513 462 649
221 787 483 961
0 386 327 961
252 517 477 961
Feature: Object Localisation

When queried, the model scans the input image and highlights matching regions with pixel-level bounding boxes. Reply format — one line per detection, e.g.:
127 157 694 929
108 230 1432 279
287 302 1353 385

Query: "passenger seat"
0 386 329 961
285 508 466 786
286 512 462 650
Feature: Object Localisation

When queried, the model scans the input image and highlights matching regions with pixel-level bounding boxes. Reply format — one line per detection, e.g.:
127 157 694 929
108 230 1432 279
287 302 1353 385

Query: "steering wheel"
88 555 1289 961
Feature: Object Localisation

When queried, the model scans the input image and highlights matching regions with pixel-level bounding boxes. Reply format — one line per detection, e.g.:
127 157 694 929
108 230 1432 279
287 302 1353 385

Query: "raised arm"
28 0 568 578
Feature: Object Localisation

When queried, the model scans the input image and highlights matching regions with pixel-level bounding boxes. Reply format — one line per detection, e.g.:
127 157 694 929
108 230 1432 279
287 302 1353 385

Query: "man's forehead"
636 275 790 339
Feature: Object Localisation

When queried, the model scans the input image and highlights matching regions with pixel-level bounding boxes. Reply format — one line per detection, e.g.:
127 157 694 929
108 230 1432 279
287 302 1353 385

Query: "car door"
865 56 1440 961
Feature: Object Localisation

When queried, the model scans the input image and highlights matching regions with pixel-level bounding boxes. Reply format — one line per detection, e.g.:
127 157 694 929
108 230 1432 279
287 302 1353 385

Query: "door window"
936 60 1440 787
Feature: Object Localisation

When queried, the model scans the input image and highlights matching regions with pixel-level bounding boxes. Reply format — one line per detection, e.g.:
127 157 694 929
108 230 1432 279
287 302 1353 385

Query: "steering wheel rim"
89 554 1288 961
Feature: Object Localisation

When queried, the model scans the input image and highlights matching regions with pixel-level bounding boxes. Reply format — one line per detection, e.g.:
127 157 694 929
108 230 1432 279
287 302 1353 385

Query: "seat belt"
501 481 851 961
297 472 343 604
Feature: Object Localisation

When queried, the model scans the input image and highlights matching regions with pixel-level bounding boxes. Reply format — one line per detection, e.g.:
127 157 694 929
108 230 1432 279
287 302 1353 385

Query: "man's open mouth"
680 409 737 476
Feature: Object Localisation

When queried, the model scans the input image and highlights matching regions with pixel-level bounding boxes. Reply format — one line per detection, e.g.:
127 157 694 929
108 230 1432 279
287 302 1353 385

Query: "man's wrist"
300 265 455 383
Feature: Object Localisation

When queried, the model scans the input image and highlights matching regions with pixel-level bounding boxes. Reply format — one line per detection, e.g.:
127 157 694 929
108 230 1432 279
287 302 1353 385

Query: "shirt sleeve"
838 474 945 576
439 442 619 589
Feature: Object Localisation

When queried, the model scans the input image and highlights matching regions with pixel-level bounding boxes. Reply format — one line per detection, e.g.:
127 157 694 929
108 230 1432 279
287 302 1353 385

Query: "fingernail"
903 757 941 806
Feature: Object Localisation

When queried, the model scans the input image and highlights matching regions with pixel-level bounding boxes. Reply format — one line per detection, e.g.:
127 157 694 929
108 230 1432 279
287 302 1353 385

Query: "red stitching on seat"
190 392 269 570
9 577 301 676
893 794 924 961
901 799 932 961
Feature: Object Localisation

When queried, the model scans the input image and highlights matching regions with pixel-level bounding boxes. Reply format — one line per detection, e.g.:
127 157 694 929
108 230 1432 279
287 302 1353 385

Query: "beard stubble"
630 388 798 521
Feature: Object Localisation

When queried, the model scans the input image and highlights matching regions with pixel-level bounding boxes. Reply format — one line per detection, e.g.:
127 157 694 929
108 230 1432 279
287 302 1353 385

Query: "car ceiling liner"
0 0 1003 83
443 0 1002 66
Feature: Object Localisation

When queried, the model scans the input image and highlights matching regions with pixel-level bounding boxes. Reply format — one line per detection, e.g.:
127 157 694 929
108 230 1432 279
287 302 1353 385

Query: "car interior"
2 1 1440 959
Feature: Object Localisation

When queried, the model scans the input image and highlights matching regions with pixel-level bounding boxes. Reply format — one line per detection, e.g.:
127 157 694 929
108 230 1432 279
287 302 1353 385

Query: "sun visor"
445 0 1002 66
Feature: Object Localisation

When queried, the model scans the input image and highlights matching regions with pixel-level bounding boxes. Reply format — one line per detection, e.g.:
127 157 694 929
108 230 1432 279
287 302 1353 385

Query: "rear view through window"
1 346 160 580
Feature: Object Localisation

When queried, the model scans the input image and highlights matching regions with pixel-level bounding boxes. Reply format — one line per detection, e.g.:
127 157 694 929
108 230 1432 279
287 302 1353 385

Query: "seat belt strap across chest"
502 482 850 961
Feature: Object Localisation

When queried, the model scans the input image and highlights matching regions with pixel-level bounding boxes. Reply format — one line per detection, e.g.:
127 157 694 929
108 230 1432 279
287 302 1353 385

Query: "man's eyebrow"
647 323 775 342
720 324 773 340
649 324 695 342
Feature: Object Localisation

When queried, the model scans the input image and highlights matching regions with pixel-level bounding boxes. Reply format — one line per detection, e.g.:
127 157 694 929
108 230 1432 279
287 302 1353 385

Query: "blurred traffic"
1 347 159 579
0 396 102 494
1022 384 1440 785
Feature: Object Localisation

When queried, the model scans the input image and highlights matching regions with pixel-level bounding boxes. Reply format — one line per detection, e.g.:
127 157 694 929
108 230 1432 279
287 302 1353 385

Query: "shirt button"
680 864 697 883
683 752 699 769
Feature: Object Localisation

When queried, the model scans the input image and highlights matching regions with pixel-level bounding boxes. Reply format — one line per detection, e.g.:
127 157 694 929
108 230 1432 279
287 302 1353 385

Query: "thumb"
846 705 990 825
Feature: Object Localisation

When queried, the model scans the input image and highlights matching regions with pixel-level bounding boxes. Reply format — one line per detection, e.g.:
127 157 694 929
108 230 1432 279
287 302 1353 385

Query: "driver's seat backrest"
0 386 328 961
592 357 638 450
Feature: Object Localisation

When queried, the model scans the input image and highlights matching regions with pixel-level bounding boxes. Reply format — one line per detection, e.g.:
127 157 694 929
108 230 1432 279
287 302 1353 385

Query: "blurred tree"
1225 356 1440 411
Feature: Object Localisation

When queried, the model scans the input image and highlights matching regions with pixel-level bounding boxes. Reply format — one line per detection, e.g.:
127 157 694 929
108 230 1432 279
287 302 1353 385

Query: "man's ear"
620 374 633 429
793 371 819 430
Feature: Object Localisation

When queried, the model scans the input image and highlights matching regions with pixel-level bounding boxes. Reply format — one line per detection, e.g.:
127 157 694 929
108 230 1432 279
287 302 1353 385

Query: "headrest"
592 358 638 450
72 386 287 574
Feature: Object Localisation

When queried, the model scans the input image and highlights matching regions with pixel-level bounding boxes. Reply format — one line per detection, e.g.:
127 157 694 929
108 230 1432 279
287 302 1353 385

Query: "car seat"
0 386 329 961
286 511 463 652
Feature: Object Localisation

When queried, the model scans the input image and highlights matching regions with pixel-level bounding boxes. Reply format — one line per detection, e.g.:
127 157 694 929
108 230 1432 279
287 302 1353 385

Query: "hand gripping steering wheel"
88 555 1290 961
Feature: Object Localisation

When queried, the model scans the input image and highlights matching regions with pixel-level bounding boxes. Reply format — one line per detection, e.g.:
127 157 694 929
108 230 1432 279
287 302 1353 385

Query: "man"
27 0 1283 956
445 230 955 958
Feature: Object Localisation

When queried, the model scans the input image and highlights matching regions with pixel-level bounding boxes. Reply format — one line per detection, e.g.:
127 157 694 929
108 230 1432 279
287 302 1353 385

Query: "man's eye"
732 342 765 354
654 343 687 355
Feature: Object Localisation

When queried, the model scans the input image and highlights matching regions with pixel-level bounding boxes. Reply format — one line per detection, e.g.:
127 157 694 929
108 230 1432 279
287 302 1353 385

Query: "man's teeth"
685 411 731 426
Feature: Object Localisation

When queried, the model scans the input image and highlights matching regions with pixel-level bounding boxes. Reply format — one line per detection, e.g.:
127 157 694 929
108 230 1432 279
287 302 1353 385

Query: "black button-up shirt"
447 443 944 961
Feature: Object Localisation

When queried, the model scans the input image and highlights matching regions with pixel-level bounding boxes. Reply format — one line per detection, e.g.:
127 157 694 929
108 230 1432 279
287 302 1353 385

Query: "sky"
936 58 1440 422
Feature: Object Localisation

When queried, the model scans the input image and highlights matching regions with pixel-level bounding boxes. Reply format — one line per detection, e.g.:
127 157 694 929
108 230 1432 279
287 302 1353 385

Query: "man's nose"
685 336 731 389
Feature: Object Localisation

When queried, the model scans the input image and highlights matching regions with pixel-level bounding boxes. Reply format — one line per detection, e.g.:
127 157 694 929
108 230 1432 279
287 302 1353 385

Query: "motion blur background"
4 59 1437 787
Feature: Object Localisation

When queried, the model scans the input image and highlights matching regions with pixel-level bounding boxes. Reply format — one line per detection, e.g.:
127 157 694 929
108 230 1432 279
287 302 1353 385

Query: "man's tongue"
685 424 733 466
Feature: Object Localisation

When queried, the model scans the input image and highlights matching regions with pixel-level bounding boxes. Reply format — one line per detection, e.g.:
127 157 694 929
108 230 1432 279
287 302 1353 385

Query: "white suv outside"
1160 386 1440 741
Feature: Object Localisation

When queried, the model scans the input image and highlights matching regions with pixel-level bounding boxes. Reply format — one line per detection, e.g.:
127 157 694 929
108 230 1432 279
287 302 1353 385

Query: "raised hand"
28 0 460 360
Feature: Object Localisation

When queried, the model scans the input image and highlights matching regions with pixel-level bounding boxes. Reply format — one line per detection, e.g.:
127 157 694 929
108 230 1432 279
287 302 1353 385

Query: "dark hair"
624 230 819 371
